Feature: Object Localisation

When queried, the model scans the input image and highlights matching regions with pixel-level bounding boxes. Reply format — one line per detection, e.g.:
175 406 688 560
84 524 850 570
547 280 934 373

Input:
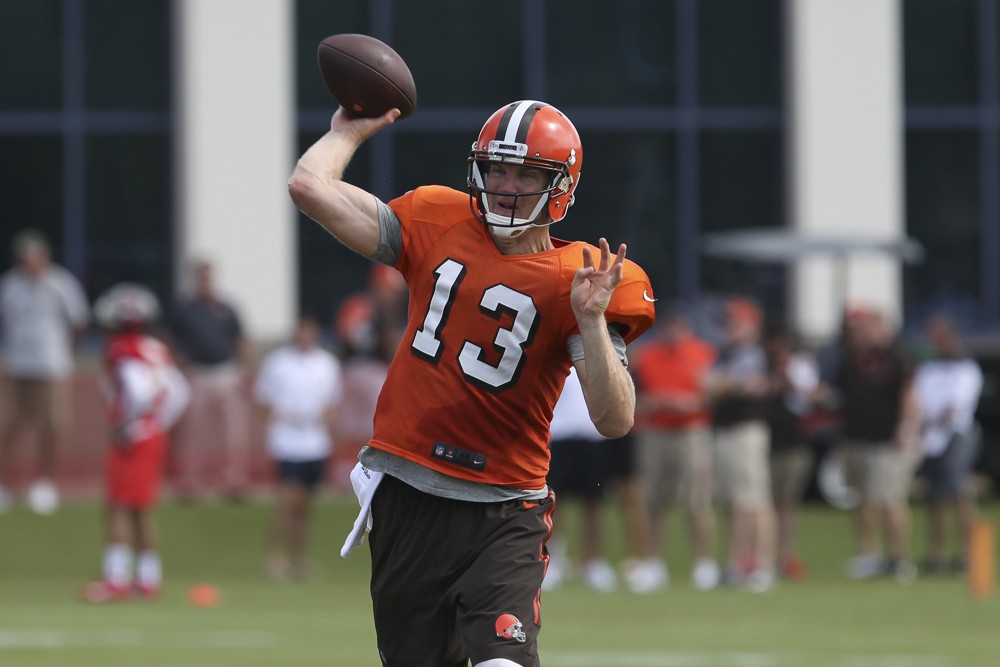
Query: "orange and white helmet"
94 283 160 330
468 100 582 238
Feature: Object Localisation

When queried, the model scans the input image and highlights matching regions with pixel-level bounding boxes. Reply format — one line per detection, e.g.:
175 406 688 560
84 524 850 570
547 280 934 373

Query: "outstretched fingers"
580 240 626 287
598 238 612 272
611 243 628 285
613 242 627 269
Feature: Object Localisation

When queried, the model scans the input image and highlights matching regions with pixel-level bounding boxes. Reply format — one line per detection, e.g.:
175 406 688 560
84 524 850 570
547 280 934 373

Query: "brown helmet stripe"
495 100 547 145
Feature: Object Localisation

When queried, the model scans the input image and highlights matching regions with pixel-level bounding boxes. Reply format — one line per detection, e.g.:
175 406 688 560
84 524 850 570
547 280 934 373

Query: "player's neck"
490 226 554 255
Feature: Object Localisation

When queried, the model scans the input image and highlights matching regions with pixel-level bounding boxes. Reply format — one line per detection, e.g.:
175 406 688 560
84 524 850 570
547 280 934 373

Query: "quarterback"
289 100 654 666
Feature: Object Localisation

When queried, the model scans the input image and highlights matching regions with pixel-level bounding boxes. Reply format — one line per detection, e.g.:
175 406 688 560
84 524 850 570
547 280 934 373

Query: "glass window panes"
394 131 473 194
699 130 784 304
0 137 63 271
84 0 170 111
699 130 783 232
904 130 980 326
565 131 677 297
698 0 782 107
904 0 978 106
394 0 522 107
0 1 62 110
546 0 675 107
296 0 369 109
85 134 172 299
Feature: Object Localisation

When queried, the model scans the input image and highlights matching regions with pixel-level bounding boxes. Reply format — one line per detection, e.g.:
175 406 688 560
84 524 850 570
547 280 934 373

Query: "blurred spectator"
544 366 617 592
833 307 921 581
544 366 656 593
913 314 983 575
763 322 820 580
329 294 388 491
613 427 662 594
255 315 343 580
327 265 406 491
631 304 720 591
704 297 776 592
167 259 251 501
82 283 190 602
366 263 408 360
815 306 854 386
0 229 89 514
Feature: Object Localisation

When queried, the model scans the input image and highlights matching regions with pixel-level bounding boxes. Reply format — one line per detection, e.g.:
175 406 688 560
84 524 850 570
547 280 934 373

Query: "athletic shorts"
106 434 168 509
274 457 328 493
605 432 636 482
368 474 555 667
635 426 713 511
921 431 979 500
547 436 610 500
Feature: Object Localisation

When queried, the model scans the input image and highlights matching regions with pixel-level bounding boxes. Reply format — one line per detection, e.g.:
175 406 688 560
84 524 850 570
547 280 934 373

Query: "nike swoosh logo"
643 290 657 303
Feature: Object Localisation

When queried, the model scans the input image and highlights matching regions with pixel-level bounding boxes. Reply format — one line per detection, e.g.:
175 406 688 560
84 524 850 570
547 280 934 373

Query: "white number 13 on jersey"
411 258 539 391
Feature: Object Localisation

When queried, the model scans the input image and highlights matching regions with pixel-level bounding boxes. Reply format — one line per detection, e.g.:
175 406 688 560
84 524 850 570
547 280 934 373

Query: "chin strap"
489 224 533 240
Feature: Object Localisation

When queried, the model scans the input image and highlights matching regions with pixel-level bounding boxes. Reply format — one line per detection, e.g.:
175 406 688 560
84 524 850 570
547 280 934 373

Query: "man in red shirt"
289 100 654 666
632 305 720 591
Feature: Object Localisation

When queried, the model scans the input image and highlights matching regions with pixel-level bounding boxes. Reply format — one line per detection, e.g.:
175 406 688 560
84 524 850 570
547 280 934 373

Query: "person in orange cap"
705 296 777 592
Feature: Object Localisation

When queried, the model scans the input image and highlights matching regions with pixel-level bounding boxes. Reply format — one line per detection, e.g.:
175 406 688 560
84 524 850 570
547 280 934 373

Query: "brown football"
317 33 417 119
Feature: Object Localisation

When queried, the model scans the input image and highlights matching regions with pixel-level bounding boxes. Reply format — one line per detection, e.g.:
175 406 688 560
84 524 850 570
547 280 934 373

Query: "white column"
173 0 296 343
786 0 904 341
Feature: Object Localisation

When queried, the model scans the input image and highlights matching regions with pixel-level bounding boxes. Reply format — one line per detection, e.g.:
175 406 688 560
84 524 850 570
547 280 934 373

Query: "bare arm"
571 238 636 438
895 377 921 450
287 108 400 257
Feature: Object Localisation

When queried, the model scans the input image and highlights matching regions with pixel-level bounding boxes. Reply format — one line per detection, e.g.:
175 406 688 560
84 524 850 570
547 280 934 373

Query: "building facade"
1 0 996 343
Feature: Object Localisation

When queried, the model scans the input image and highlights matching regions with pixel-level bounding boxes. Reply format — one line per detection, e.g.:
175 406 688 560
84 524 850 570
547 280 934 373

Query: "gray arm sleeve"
566 325 629 367
369 196 403 266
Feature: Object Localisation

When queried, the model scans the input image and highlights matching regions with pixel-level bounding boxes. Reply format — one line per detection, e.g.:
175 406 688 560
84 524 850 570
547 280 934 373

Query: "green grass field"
1 496 997 667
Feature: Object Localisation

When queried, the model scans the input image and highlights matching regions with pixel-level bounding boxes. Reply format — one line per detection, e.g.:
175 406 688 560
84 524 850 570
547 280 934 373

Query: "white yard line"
0 629 277 650
541 651 957 667
0 633 960 667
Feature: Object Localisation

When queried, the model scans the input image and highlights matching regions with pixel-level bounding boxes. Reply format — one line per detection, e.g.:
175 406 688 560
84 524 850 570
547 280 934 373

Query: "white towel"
340 462 385 558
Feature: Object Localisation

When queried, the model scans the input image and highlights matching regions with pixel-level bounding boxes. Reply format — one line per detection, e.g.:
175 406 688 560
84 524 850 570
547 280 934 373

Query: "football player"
289 100 655 667
81 284 189 603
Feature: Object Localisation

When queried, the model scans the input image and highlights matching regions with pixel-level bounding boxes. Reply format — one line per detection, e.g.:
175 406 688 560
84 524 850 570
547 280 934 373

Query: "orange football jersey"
370 186 655 488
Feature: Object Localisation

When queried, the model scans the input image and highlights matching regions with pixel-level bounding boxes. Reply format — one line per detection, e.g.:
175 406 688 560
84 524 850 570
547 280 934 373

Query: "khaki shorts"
770 446 813 504
843 441 922 506
636 426 713 511
2 377 68 436
714 421 772 510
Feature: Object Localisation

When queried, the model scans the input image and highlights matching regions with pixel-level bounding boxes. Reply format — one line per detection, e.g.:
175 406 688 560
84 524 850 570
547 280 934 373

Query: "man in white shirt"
914 314 984 575
0 229 90 514
254 315 343 579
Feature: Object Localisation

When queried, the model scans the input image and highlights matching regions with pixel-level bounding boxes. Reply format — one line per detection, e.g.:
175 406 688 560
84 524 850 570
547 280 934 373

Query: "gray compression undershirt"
567 326 629 366
359 446 549 502
370 197 403 266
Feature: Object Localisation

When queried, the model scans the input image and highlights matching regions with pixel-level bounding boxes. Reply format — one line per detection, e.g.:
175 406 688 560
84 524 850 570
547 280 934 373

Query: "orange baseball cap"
726 297 762 326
